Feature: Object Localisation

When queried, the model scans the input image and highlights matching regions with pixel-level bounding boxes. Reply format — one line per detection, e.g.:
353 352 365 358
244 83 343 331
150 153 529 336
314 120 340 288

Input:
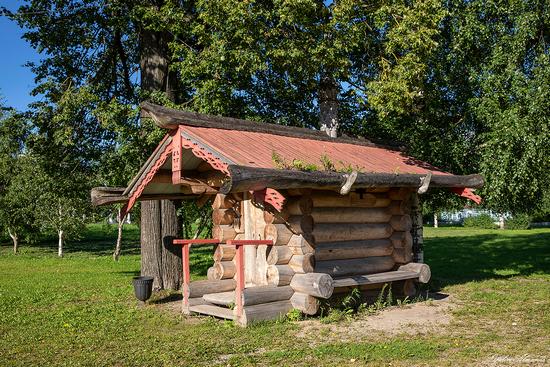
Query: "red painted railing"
173 238 273 319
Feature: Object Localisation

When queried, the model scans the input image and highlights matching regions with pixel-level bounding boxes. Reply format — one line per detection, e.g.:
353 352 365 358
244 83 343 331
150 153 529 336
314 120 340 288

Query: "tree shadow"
426 230 550 290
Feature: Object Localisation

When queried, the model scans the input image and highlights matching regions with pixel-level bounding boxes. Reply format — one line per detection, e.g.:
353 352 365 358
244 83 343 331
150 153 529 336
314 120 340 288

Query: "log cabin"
92 102 483 326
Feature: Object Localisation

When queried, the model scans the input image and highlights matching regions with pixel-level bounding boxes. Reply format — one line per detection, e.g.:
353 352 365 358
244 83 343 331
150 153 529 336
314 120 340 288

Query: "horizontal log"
315 256 395 277
213 244 236 262
310 207 392 223
267 265 295 286
287 234 315 255
212 208 236 225
285 196 313 214
207 266 217 281
242 285 294 306
212 194 238 209
390 215 412 231
392 248 413 264
213 261 236 280
287 215 314 234
187 279 236 298
313 223 392 243
220 165 485 194
388 187 412 201
264 224 294 245
311 192 391 208
288 254 315 274
267 246 293 265
390 231 413 249
388 200 410 215
90 187 196 206
290 273 334 299
315 239 393 261
263 210 287 224
290 293 319 315
238 300 294 326
398 263 431 283
203 286 294 307
212 225 237 242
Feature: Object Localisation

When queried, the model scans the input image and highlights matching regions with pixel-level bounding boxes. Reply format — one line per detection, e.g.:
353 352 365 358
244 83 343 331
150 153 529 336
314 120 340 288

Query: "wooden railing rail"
173 238 274 318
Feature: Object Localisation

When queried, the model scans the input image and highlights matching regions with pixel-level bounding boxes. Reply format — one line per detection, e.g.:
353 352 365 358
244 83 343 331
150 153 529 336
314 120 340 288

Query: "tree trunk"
498 215 505 230
113 208 125 261
160 200 182 290
319 75 339 138
141 201 164 290
58 229 64 257
139 24 182 290
433 213 438 228
8 228 18 254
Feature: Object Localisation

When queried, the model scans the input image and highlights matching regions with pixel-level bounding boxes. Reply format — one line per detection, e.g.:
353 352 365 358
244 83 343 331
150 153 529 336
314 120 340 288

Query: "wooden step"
203 291 234 306
202 285 294 307
188 304 236 320
333 270 419 288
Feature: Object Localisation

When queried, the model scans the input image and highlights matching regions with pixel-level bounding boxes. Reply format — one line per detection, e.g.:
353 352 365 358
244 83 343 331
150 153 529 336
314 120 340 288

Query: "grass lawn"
1 224 549 366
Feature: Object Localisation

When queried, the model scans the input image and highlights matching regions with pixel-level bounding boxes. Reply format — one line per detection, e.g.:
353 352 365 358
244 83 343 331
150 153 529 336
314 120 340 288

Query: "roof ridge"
140 102 404 151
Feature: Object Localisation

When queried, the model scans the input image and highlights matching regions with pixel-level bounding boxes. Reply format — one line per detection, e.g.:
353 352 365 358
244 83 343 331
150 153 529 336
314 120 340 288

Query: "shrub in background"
505 214 530 230
463 214 497 229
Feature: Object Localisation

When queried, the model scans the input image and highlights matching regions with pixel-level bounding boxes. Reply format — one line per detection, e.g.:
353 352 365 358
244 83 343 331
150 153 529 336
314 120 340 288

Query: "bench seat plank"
333 270 419 288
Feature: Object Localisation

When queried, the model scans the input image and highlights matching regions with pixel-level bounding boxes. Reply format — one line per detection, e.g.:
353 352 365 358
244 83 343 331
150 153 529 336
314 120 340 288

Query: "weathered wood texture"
221 165 484 194
238 300 294 326
315 256 395 277
290 293 319 315
213 261 236 280
213 244 236 262
202 286 294 307
313 223 392 243
410 193 424 263
267 246 293 265
315 239 393 261
187 279 236 298
288 254 315 274
264 224 294 245
310 207 392 223
398 263 431 283
287 234 315 255
267 265 295 286
290 273 334 299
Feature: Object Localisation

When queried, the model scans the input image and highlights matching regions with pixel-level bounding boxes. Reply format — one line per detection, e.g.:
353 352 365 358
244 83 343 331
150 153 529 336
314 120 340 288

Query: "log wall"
205 188 421 323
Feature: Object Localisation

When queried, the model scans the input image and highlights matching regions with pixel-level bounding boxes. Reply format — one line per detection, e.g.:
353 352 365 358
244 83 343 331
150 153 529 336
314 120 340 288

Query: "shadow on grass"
426 230 550 289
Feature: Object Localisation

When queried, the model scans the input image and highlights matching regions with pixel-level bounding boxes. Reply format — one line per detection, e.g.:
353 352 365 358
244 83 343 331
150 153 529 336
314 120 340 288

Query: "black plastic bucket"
132 276 154 302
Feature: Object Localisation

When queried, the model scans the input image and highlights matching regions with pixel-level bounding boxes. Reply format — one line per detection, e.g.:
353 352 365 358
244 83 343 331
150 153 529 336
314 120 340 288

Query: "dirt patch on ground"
296 293 457 343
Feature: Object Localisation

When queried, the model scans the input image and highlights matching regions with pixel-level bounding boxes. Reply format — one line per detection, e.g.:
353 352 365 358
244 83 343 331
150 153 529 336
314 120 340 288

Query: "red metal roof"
181 126 450 176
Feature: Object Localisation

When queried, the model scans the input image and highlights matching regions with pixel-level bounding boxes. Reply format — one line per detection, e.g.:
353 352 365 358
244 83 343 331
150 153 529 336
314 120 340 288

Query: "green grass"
1 225 549 366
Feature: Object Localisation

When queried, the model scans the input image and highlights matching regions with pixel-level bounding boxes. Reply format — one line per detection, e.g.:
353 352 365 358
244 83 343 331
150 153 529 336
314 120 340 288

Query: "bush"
505 214 531 230
463 214 497 229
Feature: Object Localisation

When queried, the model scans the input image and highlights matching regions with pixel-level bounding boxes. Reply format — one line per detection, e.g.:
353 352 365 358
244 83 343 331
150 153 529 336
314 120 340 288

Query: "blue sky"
0 0 42 111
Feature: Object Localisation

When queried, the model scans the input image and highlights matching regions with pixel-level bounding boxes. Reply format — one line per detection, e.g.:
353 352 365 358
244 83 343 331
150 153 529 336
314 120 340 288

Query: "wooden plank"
189 304 236 320
203 291 234 306
333 270 419 288
203 286 294 307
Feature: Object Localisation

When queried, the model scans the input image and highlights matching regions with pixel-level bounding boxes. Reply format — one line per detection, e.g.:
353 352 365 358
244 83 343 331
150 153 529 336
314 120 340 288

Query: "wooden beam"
221 165 484 193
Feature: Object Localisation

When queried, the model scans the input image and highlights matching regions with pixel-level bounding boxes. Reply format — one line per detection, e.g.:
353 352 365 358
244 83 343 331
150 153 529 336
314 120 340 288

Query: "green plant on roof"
272 151 362 173
320 154 336 171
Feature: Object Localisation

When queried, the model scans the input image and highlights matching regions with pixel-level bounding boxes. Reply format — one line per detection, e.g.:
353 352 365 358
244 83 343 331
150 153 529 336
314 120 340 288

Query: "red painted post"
227 239 273 320
234 243 245 318
173 238 220 311
182 243 190 309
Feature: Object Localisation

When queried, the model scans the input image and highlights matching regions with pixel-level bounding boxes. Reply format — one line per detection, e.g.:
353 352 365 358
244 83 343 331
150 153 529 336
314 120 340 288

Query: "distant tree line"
0 0 548 257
